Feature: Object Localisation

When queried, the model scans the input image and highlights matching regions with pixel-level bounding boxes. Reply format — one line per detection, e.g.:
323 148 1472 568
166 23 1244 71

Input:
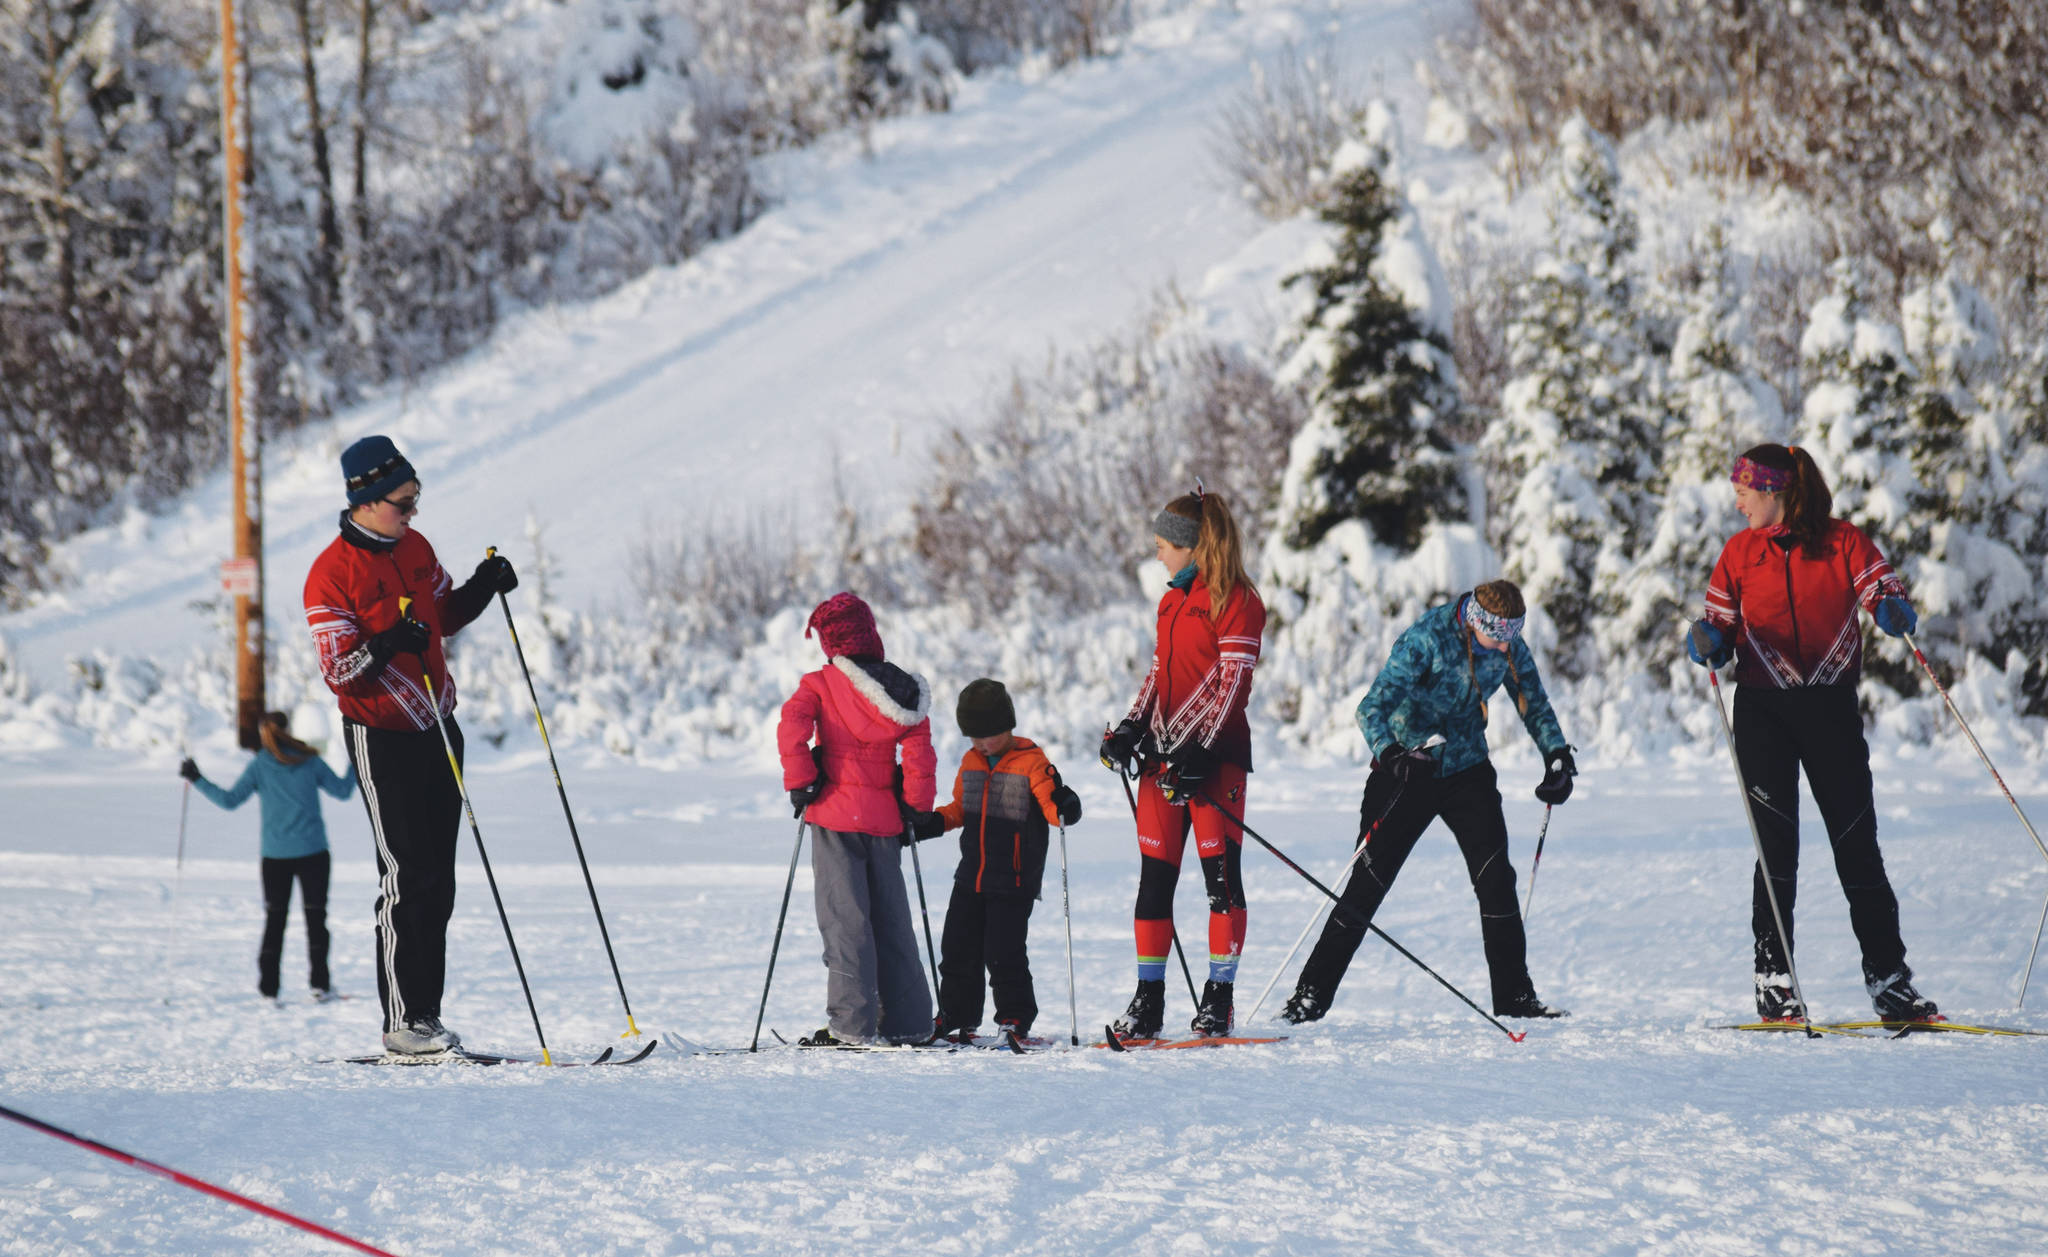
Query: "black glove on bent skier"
1100 720 1147 775
367 616 431 661
178 757 201 783
1379 742 1436 785
1535 747 1576 805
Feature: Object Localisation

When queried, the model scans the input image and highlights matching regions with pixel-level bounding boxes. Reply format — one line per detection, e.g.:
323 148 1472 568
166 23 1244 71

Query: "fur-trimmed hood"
831 656 930 727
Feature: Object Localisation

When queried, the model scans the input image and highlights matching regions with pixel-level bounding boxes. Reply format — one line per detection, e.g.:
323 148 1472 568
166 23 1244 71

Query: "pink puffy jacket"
779 657 937 837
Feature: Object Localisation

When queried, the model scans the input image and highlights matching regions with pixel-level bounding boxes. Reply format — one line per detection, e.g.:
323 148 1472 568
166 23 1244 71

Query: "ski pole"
1901 632 2048 871
751 818 807 1052
1694 624 1817 1037
1113 755 1200 1009
486 547 642 1040
0 1101 406 1257
907 827 941 995
2020 889 2048 1010
1057 824 1079 1046
405 597 555 1066
163 761 191 1006
1190 791 1525 1042
1522 805 1554 920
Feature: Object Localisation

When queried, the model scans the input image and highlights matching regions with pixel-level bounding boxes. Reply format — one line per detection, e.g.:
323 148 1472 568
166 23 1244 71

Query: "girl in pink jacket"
778 592 937 1044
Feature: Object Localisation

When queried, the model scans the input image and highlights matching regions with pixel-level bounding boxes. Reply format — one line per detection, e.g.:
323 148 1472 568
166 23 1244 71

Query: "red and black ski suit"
1120 571 1265 988
304 512 492 1033
1703 518 1915 984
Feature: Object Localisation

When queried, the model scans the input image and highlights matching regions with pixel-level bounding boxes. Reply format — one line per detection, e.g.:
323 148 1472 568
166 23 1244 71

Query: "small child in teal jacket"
182 711 357 1000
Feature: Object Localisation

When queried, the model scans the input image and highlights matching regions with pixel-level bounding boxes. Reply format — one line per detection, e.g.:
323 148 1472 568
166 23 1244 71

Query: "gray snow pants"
811 827 933 1042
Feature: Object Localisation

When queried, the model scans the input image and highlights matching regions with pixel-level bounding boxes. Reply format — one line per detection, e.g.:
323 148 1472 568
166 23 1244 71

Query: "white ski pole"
1695 626 1817 1035
1057 824 1079 1046
2020 891 2048 1010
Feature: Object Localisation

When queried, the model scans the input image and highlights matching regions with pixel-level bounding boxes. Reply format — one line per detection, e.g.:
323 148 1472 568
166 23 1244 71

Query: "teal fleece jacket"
1356 596 1568 778
191 751 357 859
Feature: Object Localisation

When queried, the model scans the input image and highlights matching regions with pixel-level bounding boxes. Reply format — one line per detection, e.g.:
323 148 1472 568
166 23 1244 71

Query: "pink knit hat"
806 592 884 660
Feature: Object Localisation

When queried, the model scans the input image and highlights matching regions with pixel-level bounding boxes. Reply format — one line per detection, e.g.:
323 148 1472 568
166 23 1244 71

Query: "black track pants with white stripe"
1735 681 1907 980
345 717 462 1033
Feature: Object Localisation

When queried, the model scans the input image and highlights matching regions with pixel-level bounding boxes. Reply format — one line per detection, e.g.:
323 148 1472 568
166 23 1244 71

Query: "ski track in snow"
4 751 2048 1255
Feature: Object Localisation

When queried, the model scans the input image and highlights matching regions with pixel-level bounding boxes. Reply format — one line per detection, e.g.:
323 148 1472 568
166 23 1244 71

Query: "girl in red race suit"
1100 488 1265 1038
1687 443 1941 1025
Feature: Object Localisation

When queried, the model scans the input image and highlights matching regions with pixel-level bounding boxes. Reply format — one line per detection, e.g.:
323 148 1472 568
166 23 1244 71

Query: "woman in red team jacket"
1687 443 1940 1025
1100 488 1265 1039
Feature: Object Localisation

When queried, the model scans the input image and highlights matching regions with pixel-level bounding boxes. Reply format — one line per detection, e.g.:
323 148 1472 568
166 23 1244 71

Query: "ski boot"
1279 983 1327 1025
1865 965 1941 1024
1110 979 1165 1040
382 1015 461 1055
1189 980 1234 1037
1754 971 1806 1023
1494 990 1568 1019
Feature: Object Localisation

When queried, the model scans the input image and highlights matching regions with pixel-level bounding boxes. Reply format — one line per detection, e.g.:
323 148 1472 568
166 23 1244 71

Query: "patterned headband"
1465 595 1524 643
1731 456 1792 493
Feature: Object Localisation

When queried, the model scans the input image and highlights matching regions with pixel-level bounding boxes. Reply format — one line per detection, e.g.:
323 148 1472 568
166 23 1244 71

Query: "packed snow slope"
3 746 2048 1255
0 0 1456 686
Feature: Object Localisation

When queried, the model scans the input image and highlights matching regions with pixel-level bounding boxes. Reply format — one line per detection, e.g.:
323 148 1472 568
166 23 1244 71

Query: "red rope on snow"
0 1101 405 1257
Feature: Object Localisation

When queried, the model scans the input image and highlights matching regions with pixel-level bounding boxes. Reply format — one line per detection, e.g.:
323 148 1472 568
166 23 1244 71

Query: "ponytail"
1161 490 1256 618
1740 443 1834 557
258 711 317 767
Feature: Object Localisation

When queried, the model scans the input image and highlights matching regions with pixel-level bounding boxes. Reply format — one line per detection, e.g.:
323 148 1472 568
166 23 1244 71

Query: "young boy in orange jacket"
908 679 1082 1041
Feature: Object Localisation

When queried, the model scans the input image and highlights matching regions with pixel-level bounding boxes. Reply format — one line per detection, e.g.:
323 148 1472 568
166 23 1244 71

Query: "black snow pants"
1735 682 1908 981
937 883 1037 1034
257 851 331 997
345 717 463 1033
1295 759 1534 1011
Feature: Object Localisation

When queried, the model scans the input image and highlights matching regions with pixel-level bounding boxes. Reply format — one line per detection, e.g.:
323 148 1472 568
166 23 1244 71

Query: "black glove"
789 780 823 819
1159 742 1213 806
471 554 518 596
1378 742 1436 784
367 616 431 660
906 810 947 841
1535 747 1576 806
1100 719 1147 774
1049 770 1082 827
178 757 200 783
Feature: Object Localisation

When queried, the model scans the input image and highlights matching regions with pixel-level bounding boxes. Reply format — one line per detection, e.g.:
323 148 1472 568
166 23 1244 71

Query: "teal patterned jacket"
1355 597 1568 779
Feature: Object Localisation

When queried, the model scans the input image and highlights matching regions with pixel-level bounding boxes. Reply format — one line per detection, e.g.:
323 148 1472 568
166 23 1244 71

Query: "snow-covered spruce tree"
1260 105 1491 758
1608 223 1785 693
1990 343 2048 714
1273 112 1464 553
1483 118 1666 681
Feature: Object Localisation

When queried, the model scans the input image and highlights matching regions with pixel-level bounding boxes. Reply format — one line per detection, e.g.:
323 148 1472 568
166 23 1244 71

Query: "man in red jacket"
303 435 516 1055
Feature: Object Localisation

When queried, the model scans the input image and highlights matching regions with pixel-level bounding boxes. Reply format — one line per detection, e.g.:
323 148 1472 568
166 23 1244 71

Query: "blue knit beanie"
341 435 416 506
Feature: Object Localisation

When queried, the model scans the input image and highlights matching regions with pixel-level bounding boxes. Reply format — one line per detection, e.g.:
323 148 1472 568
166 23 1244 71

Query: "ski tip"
1103 1024 1127 1053
1002 1030 1027 1055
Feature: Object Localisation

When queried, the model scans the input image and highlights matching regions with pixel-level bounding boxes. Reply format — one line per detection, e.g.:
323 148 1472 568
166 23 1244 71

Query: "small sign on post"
220 557 259 599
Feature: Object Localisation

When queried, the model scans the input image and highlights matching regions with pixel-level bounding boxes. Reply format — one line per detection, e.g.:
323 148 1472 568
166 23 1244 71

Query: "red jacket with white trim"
303 514 488 731
1124 572 1266 770
778 656 938 837
1703 518 1907 689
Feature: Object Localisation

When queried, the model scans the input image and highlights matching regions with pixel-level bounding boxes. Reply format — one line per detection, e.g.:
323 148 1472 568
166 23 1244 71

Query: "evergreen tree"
1273 107 1463 553
1609 224 1783 679
1484 118 1664 679
1795 257 1923 545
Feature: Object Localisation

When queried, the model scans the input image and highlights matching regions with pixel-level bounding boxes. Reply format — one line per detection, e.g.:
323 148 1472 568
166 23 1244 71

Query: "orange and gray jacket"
937 738 1063 898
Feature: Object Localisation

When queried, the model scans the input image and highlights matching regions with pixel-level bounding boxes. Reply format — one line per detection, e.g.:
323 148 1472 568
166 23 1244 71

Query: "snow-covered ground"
4 744 2048 1255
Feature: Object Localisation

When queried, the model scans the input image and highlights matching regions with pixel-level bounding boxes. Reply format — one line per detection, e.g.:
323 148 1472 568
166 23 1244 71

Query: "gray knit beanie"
956 678 1016 738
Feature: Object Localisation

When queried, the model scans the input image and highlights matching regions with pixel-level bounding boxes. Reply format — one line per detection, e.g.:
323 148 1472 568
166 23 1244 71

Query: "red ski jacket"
1703 519 1907 689
1123 572 1266 769
936 737 1062 898
303 515 487 732
779 657 938 837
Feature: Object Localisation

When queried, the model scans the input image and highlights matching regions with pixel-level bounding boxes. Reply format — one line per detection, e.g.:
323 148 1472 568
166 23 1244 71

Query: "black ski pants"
345 717 463 1033
937 883 1036 1034
1296 759 1533 1010
1735 682 1907 981
257 851 331 997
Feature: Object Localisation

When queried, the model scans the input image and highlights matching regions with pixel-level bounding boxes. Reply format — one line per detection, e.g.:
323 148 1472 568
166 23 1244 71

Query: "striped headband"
1465 595 1524 643
1731 456 1792 493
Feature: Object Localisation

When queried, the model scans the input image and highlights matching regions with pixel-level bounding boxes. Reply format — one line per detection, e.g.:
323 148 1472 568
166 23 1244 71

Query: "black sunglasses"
383 489 421 515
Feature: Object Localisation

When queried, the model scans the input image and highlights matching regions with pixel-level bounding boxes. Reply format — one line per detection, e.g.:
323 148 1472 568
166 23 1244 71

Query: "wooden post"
220 0 263 749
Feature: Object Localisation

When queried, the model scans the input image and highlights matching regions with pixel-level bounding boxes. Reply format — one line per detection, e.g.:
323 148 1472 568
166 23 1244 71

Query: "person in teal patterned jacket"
1282 579 1576 1023
181 712 357 1001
